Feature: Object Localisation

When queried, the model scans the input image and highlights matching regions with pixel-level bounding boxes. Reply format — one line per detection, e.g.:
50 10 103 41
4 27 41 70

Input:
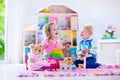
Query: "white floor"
0 64 120 80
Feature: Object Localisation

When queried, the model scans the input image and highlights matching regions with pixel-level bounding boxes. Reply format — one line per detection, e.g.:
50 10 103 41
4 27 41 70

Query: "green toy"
45 49 63 60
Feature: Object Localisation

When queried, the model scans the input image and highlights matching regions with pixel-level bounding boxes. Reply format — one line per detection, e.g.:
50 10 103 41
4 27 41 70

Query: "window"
0 0 5 60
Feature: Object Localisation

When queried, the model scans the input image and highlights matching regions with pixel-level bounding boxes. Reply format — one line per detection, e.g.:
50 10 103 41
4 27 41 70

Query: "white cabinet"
98 39 120 64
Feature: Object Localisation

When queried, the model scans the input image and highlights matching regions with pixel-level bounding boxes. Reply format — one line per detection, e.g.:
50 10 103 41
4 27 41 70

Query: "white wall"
6 0 120 64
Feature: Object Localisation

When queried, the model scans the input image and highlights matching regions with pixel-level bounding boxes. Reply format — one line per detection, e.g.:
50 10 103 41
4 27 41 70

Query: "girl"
43 22 63 68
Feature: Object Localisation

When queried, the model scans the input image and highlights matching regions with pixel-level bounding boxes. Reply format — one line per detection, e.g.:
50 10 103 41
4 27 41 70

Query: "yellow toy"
43 8 51 13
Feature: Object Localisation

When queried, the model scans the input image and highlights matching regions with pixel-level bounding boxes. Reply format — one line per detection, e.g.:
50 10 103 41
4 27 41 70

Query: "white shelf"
98 39 120 43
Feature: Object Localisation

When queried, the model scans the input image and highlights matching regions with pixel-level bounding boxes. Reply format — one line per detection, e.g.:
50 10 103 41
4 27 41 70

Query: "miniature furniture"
78 57 86 69
59 57 73 70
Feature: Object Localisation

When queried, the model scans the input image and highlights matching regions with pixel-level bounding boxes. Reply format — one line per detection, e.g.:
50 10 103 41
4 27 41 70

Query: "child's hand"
80 53 86 57
82 49 90 54
77 52 85 60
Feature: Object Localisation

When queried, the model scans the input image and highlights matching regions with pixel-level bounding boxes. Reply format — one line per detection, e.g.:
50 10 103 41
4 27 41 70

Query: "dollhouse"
36 5 78 46
23 5 78 64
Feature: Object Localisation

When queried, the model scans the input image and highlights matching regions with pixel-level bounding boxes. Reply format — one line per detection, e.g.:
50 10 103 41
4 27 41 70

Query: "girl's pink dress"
43 40 63 68
43 40 62 55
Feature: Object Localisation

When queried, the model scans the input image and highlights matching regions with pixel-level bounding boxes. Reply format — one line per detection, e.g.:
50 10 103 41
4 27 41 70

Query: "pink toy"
39 62 57 71
27 44 57 71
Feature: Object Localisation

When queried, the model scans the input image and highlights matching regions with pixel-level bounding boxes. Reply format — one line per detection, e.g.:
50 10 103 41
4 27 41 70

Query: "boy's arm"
76 42 85 60
89 38 98 54
76 41 81 56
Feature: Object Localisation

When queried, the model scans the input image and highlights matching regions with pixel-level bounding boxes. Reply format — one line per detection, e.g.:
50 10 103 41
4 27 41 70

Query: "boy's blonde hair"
43 22 55 40
83 23 94 35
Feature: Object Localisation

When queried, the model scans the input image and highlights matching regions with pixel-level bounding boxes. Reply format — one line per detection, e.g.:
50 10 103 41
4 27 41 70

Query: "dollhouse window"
0 0 5 60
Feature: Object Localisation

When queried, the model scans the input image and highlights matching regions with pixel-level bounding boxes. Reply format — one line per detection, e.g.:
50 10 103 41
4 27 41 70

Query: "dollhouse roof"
24 24 37 31
38 5 77 14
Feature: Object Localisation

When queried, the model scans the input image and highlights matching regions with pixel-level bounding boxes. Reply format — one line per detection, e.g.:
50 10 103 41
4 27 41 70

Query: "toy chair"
78 57 86 69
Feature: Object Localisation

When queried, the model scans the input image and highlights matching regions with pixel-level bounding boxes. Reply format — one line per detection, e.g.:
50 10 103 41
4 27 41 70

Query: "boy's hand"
82 49 90 54
80 53 85 57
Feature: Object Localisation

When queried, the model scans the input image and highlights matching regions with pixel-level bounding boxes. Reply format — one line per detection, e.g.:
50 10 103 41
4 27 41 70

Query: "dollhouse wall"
6 0 120 64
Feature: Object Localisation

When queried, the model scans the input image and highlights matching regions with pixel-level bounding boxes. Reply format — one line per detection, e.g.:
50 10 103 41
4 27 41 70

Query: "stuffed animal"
29 44 44 63
28 44 56 71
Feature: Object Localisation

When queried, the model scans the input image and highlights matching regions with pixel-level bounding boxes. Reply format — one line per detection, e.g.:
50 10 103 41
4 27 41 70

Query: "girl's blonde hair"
43 22 55 40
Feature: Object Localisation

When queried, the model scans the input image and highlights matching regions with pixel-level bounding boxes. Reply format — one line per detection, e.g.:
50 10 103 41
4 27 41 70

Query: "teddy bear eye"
35 49 37 51
39 50 41 52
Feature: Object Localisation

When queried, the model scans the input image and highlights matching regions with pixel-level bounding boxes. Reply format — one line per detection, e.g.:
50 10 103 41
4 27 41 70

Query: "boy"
74 24 101 68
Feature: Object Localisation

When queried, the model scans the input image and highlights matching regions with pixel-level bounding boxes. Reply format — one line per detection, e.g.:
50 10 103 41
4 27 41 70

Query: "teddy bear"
27 44 57 71
29 44 44 63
